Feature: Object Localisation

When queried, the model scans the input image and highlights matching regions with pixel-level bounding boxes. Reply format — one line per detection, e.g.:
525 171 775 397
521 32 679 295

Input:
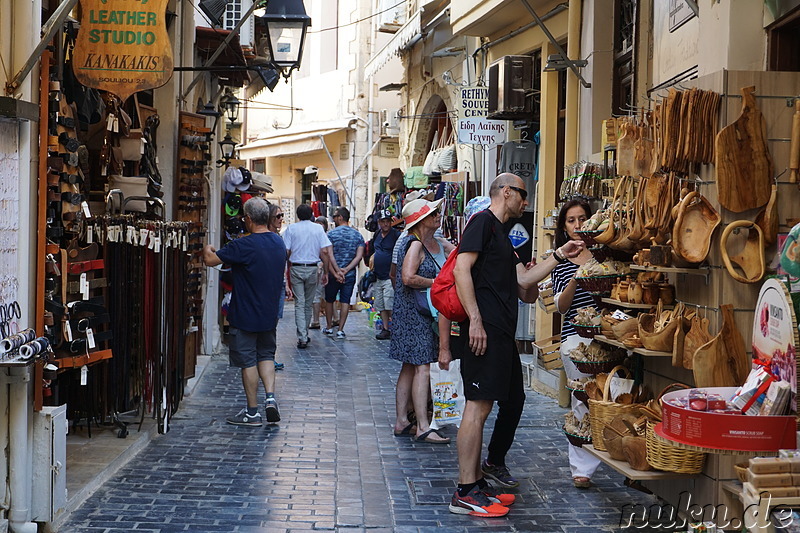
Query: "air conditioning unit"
378 0 405 33
488 55 534 120
380 108 400 137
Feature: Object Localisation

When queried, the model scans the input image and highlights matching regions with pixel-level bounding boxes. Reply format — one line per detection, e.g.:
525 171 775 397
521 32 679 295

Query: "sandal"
393 423 416 436
414 428 450 444
573 477 591 488
308 322 320 330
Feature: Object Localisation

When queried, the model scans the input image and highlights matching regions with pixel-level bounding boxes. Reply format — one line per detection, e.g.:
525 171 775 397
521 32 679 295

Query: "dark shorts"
324 274 356 304
228 327 276 368
457 322 521 402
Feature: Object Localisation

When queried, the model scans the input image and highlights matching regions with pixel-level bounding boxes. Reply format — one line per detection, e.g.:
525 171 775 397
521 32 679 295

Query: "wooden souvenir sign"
72 0 174 103
752 278 799 413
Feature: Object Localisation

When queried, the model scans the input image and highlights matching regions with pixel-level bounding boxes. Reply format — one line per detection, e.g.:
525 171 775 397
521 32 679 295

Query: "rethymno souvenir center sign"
457 86 506 145
73 0 174 102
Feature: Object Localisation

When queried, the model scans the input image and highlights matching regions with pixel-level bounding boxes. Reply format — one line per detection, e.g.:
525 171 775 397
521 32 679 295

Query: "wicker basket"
570 322 601 339
734 463 748 483
574 275 618 294
587 365 642 451
566 385 589 404
646 420 706 474
563 426 592 448
569 357 626 375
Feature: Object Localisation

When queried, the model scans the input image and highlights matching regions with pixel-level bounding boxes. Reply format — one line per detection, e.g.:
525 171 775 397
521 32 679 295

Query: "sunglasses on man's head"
507 185 528 201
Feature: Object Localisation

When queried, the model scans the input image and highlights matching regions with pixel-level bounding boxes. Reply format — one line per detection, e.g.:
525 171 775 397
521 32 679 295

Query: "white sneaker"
336 331 346 339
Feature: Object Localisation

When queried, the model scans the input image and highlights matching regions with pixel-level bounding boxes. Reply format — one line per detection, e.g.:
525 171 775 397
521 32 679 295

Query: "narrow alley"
61 302 654 532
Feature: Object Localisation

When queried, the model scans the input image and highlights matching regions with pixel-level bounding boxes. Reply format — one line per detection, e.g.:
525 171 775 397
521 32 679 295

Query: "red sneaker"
449 486 509 517
481 484 516 506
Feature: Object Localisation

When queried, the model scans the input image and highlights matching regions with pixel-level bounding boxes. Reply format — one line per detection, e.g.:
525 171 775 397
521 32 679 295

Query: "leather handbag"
108 175 149 212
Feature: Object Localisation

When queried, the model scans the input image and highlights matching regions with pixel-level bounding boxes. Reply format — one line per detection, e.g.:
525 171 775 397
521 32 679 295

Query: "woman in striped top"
550 198 601 488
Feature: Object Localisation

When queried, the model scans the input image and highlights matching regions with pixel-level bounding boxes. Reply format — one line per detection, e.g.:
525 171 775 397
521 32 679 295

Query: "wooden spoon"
754 183 778 246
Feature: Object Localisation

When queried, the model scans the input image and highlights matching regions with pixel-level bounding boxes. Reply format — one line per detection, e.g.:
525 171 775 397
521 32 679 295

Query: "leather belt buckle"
58 132 80 152
61 192 83 205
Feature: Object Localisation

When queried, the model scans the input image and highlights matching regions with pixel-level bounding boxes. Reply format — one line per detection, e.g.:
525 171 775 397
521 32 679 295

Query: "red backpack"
430 245 467 322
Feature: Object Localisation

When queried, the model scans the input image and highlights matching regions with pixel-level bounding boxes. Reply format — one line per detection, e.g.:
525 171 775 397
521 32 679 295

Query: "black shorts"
228 327 276 368
457 322 520 402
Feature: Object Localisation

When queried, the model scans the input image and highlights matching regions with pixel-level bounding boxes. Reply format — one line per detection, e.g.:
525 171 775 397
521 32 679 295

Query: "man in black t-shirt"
447 174 584 517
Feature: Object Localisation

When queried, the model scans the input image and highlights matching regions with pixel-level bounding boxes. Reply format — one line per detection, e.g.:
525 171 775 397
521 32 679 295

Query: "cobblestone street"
62 301 656 532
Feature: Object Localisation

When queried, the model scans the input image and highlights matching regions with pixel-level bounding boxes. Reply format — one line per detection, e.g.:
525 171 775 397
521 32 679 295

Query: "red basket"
570 322 601 339
563 426 592 448
574 275 618 294
569 357 626 375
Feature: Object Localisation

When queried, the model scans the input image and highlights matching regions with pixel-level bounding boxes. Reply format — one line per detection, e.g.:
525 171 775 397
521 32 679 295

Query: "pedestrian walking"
267 203 291 371
309 216 330 330
390 198 454 443
551 198 601 488
322 207 364 339
202 197 285 426
369 209 400 340
447 174 584 517
283 204 340 349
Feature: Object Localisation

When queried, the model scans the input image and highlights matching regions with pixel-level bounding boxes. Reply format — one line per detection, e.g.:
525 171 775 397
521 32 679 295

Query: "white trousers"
561 334 602 479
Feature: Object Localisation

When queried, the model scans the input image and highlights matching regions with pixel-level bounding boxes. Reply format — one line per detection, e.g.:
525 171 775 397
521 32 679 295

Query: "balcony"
451 0 567 38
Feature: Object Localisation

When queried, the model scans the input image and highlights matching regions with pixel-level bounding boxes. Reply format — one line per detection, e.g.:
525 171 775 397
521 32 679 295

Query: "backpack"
358 270 376 302
430 245 466 322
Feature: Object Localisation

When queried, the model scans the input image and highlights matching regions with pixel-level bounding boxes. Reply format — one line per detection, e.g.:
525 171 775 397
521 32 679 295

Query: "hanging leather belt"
61 192 83 205
66 300 106 315
67 259 104 274
67 330 114 353
69 313 110 333
66 278 107 293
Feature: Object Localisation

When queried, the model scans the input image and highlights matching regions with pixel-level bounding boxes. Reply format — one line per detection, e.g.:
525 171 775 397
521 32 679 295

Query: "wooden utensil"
693 304 750 387
720 220 766 283
617 121 638 176
789 100 800 185
714 86 773 212
671 191 721 265
754 183 778 246
682 315 711 370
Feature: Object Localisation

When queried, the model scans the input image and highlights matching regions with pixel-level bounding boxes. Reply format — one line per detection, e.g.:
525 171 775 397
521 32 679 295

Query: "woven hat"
402 198 443 230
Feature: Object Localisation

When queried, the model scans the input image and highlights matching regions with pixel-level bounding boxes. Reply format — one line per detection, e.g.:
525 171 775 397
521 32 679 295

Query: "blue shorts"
228 327 276 368
324 274 356 304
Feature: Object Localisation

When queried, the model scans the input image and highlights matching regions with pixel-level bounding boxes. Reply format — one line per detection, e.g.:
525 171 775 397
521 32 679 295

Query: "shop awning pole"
5 0 79 94
180 0 265 102
317 135 354 214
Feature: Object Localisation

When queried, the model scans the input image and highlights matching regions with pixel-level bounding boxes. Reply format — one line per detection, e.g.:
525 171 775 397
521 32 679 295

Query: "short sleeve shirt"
215 232 286 332
372 228 400 280
282 220 332 264
458 209 521 336
327 225 365 278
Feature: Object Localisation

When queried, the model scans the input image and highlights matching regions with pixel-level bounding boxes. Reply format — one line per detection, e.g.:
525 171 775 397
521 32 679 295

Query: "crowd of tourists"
202 170 592 518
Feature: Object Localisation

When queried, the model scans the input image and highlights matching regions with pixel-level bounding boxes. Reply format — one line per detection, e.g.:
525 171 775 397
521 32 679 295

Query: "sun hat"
402 198 444 230
222 166 243 193
224 193 242 216
464 196 491 222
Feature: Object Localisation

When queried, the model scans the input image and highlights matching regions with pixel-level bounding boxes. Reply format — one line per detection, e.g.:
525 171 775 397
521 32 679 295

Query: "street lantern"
218 131 237 164
197 99 223 134
255 0 311 78
219 90 240 124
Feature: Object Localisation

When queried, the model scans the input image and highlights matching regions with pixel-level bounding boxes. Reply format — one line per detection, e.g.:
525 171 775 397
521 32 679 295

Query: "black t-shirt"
458 209 520 336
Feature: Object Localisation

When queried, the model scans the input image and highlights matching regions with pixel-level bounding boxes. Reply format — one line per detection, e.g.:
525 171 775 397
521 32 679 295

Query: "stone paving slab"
60 301 659 532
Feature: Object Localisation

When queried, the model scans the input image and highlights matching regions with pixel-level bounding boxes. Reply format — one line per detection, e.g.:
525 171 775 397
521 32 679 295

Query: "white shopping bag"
430 360 465 429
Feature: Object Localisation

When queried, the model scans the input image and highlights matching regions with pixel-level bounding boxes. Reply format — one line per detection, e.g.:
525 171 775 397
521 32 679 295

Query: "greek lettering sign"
72 0 174 103
457 86 506 145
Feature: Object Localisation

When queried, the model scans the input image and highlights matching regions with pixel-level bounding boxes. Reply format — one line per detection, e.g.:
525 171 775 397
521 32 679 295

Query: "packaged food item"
747 471 794 487
731 367 774 415
689 389 708 411
759 380 792 416
779 449 800 458
749 457 793 474
706 394 727 410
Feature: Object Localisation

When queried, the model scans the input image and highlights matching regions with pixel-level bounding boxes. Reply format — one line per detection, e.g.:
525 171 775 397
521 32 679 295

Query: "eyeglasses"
506 185 528 201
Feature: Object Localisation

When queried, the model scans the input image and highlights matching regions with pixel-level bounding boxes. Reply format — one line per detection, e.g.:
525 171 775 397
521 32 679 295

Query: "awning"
195 27 250 87
364 9 421 78
239 119 354 158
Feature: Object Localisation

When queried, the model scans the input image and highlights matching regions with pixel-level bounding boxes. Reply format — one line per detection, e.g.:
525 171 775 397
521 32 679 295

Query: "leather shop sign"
72 0 174 102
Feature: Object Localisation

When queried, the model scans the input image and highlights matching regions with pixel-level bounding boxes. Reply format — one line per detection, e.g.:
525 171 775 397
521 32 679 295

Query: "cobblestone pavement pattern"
62 301 655 532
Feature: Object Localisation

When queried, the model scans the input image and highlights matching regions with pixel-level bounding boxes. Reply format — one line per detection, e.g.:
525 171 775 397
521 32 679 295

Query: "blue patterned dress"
389 237 442 365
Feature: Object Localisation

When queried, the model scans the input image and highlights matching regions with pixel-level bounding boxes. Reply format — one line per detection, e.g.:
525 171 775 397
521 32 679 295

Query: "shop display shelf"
0 357 37 367
601 298 674 310
594 334 673 357
630 264 711 284
583 445 695 480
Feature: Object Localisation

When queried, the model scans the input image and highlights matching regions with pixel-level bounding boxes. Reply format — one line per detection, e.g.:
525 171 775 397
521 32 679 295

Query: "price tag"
113 116 119 133
148 231 156 250
106 114 115 131
140 228 149 246
126 226 134 244
64 320 73 342
81 201 92 219
153 235 161 253
80 365 88 386
140 138 145 155
80 272 88 294
86 328 96 349
87 225 93 244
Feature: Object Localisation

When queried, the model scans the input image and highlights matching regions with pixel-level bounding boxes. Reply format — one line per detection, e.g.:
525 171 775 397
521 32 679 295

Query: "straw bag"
645 384 706 474
587 365 642 451
437 129 457 173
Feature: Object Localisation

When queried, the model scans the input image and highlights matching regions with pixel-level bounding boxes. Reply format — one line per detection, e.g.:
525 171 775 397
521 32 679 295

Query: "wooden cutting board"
617 121 637 176
692 305 750 387
682 315 711 370
714 86 773 213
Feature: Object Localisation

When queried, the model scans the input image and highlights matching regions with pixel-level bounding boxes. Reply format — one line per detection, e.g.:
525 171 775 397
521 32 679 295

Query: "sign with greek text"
72 0 174 102
457 86 506 145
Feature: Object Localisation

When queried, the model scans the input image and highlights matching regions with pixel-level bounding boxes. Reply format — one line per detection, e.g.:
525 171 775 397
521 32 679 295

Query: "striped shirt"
551 261 596 339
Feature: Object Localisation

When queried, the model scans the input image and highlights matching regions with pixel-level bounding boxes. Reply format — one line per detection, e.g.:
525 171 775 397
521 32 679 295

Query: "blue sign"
508 223 529 249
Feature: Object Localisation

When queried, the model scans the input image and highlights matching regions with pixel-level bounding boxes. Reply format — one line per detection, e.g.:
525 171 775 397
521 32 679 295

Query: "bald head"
489 173 523 198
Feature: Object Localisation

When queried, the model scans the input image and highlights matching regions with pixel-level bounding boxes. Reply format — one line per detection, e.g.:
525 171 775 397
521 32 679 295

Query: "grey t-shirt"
498 139 538 211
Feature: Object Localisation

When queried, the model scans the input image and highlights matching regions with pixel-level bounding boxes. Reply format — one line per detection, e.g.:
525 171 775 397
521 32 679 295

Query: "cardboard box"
658 387 797 452
747 470 794 488
749 457 793 474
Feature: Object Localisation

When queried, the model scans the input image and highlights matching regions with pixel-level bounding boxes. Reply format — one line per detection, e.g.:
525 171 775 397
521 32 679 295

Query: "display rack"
601 297 674 310
594 335 673 357
584 445 695 480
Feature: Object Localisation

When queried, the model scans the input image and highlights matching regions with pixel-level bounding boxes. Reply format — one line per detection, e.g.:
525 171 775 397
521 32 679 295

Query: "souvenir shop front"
547 69 800 530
